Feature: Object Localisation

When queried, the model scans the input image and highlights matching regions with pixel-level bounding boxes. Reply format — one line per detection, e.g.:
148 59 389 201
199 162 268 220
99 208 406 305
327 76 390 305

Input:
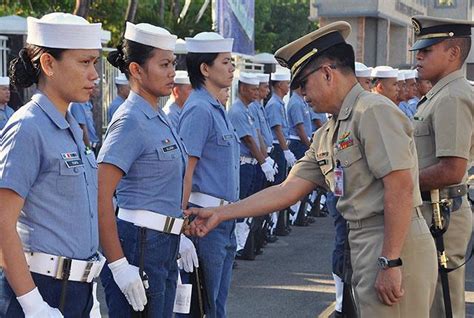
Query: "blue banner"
214 0 255 55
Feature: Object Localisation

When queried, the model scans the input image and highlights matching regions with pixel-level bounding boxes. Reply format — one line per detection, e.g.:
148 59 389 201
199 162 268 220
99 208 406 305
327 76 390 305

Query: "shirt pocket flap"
414 122 430 136
217 133 234 146
59 161 85 176
337 145 363 168
157 145 180 160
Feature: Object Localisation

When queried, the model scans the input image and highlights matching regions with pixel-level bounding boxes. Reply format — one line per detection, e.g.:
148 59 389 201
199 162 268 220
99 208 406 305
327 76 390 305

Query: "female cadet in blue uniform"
177 32 239 318
0 13 104 317
97 22 192 317
0 77 14 130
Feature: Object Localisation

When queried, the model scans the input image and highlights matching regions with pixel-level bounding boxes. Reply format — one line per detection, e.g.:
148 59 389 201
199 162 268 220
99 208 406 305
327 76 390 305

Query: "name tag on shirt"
163 144 178 153
65 158 84 168
223 134 234 141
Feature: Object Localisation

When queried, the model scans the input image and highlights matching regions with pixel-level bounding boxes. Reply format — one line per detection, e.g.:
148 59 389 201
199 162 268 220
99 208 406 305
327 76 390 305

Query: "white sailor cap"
115 72 128 85
397 71 405 81
174 70 191 85
354 62 372 78
400 69 417 80
124 22 177 51
257 73 270 83
27 12 102 49
372 66 398 79
175 38 187 54
271 71 291 82
239 72 260 86
185 32 233 53
0 77 9 86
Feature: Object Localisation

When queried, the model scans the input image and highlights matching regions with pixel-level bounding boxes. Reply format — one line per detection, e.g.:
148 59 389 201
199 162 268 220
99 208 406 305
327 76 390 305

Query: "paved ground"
99 213 474 317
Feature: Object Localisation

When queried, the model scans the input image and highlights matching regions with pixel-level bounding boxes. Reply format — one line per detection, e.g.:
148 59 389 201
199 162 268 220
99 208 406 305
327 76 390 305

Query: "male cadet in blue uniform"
410 16 474 318
107 72 130 122
354 62 372 91
250 73 279 244
0 76 14 130
229 72 276 260
70 80 100 153
265 70 297 236
163 70 192 129
372 66 400 105
402 70 419 119
287 87 313 226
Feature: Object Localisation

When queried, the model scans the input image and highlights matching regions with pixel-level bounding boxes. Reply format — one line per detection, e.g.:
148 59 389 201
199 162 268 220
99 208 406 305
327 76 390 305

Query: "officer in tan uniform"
184 21 438 317
410 16 474 318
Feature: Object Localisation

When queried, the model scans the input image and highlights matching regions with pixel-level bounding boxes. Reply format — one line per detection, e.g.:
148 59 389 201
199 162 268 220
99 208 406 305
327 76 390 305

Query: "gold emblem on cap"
412 19 421 35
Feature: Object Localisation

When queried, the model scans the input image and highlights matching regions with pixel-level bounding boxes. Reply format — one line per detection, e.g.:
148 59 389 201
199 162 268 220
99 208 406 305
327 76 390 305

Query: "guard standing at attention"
163 70 192 130
0 77 14 130
107 72 130 122
410 15 473 318
0 12 105 317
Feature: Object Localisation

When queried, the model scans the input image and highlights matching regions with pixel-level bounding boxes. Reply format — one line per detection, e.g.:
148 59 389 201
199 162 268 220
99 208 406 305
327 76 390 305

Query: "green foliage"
255 0 318 54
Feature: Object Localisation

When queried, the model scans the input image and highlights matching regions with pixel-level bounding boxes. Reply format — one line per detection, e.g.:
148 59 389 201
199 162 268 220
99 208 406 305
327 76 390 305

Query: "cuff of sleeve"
0 181 29 199
436 149 469 160
98 156 130 175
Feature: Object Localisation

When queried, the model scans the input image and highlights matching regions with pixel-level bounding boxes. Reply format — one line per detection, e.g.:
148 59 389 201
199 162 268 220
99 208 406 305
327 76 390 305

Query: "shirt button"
344 160 349 165
73 167 79 173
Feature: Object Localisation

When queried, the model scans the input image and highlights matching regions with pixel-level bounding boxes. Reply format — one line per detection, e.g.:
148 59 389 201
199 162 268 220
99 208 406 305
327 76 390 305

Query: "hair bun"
9 48 39 88
107 45 127 73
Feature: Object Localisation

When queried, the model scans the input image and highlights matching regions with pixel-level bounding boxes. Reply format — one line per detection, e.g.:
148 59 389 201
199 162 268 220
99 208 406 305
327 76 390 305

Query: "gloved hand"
108 257 147 312
260 160 276 182
17 287 63 318
179 234 199 273
265 156 278 174
284 150 297 167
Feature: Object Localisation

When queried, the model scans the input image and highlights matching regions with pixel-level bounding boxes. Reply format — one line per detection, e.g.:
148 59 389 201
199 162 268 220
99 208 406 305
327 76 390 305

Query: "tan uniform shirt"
413 69 473 183
291 84 422 222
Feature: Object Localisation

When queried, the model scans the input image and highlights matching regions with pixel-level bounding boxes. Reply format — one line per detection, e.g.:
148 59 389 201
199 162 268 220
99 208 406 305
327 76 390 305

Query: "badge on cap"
412 19 421 36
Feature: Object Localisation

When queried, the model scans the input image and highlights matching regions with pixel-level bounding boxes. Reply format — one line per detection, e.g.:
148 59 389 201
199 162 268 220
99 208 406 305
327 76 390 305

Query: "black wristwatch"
377 256 403 270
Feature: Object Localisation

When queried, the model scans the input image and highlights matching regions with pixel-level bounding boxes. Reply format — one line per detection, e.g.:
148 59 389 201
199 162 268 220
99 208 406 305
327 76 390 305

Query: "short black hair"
298 42 356 82
186 52 219 89
444 37 471 65
9 44 66 88
107 39 156 77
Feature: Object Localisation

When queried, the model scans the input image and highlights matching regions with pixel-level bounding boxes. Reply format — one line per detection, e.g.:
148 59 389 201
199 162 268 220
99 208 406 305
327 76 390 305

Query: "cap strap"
291 48 318 74
418 32 454 39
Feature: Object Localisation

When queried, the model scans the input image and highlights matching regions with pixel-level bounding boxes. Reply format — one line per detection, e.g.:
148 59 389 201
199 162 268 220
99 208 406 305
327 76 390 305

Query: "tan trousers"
349 212 437 317
420 197 472 318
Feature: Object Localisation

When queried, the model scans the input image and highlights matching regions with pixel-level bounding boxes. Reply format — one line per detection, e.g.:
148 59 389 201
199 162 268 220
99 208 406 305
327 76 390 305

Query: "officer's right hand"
374 267 405 306
108 257 147 311
283 150 297 167
184 207 220 237
260 160 276 182
17 287 63 317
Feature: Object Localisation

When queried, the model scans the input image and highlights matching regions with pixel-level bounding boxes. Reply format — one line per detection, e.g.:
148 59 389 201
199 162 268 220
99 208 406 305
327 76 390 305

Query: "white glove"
265 156 278 174
108 257 147 312
284 150 297 167
17 287 63 318
179 235 199 273
260 160 276 182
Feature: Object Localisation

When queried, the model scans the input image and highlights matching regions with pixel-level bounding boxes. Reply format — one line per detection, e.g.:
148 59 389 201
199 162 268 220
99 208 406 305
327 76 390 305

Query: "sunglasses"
298 64 337 90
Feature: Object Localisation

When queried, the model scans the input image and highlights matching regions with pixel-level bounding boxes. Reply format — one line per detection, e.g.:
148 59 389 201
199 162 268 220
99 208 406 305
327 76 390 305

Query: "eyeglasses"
298 64 337 90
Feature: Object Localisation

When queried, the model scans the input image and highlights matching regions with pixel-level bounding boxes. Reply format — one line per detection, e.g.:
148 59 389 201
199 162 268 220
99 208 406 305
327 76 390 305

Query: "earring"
48 72 53 76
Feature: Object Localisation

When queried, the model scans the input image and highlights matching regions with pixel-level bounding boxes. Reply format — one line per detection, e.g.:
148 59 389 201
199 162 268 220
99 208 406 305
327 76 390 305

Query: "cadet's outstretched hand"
374 267 404 306
184 207 221 237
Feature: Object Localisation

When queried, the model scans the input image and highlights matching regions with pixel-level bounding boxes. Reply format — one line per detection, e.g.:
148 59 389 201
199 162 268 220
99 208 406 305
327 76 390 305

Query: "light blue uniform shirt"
0 92 99 259
107 95 125 122
310 109 327 133
70 101 99 144
249 101 273 149
398 101 415 119
228 98 259 157
164 101 182 130
0 104 14 130
265 94 289 141
178 88 240 202
407 97 419 118
98 91 186 218
287 93 312 139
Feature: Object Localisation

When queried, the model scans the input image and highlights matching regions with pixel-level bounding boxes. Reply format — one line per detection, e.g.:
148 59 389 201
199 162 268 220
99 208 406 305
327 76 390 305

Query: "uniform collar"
291 92 305 104
337 83 364 121
0 104 7 111
270 93 284 105
128 91 159 119
426 69 464 100
195 87 222 109
233 98 248 111
32 91 69 130
171 102 182 114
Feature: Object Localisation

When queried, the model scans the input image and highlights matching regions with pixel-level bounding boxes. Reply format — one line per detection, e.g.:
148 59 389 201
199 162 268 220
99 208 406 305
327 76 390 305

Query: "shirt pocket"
413 121 434 158
335 145 371 188
336 145 363 168
56 160 86 196
217 132 235 147
157 144 181 161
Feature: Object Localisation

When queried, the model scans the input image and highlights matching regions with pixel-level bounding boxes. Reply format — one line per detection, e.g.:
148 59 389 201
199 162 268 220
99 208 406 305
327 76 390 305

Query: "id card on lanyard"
334 160 344 197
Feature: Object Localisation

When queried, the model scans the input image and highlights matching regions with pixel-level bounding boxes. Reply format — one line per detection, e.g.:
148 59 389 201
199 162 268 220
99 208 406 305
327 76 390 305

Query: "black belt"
421 184 467 201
